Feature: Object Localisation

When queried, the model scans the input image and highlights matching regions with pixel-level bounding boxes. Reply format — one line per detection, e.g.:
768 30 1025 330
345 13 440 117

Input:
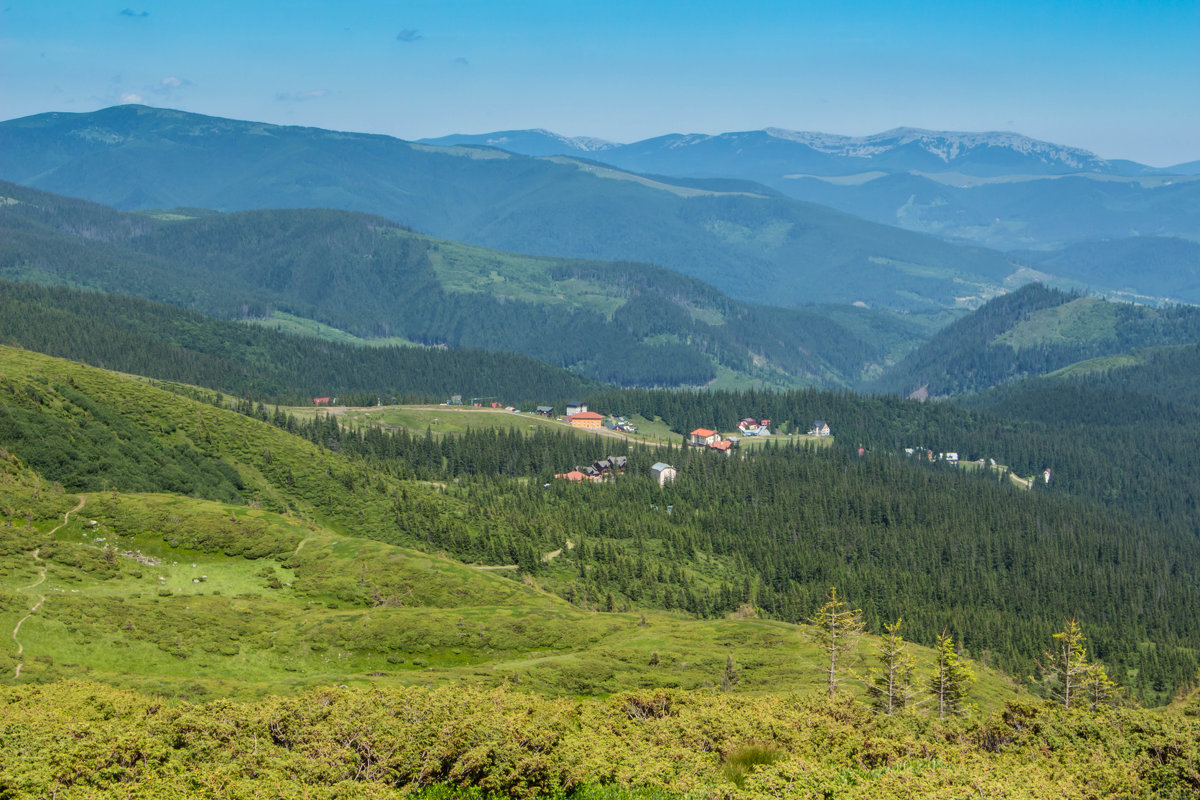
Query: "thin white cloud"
148 76 194 96
275 89 329 102
120 92 144 104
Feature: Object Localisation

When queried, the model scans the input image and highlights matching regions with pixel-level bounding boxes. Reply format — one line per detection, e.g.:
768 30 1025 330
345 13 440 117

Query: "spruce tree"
866 619 915 715
1083 662 1120 710
929 630 973 718
1041 616 1092 709
808 587 864 698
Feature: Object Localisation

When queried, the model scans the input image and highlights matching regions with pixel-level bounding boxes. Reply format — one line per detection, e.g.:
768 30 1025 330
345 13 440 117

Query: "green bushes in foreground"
1 681 1197 799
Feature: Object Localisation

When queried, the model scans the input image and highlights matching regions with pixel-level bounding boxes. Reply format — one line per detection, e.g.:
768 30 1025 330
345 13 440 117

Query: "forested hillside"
1017 236 1200 303
868 283 1200 397
2 346 1197 703
0 280 599 405
0 180 927 388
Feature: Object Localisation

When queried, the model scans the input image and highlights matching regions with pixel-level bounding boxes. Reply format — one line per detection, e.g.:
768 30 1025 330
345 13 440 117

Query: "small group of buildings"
531 401 607 428
608 417 638 434
903 447 1052 485
905 448 960 464
534 401 602 429
555 455 628 483
689 428 734 453
738 418 772 436
565 402 602 428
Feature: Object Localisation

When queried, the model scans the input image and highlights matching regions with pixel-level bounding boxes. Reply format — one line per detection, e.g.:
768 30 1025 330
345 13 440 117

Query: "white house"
651 462 677 486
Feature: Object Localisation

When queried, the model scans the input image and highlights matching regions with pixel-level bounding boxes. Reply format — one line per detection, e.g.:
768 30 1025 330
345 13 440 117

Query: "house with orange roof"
689 428 720 446
568 411 604 428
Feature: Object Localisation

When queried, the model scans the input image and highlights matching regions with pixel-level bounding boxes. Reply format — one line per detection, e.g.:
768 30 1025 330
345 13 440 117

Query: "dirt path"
1009 473 1034 490
11 495 85 679
291 536 310 558
541 539 574 564
475 540 575 571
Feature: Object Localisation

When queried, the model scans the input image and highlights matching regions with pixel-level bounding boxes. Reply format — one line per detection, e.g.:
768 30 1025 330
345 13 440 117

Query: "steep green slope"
0 179 925 388
867 283 1200 397
5 346 1196 701
0 279 600 405
0 105 1028 310
0 379 1026 708
3 422 1191 798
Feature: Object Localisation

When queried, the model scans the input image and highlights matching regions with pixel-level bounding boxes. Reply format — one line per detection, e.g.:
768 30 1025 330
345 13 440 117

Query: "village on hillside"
310 394 849 489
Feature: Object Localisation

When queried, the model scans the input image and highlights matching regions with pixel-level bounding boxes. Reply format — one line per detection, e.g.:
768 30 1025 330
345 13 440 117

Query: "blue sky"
3 0 1198 166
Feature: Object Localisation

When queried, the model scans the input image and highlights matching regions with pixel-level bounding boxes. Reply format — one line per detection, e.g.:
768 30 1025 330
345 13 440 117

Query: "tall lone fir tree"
808 587 864 698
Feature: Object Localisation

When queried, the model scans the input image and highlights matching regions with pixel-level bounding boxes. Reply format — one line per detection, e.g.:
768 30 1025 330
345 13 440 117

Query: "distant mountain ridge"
421 126 1200 252
421 125 1178 177
0 104 1031 311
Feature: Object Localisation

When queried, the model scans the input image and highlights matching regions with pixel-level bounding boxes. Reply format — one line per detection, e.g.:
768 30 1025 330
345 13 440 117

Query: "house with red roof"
689 428 720 446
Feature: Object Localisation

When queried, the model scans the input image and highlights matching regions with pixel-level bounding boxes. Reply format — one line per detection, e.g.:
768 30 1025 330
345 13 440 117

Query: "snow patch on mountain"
524 129 618 152
763 127 1109 170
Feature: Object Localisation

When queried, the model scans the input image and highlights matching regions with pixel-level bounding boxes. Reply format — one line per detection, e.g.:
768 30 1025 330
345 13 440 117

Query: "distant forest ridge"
0 179 933 389
870 284 1200 397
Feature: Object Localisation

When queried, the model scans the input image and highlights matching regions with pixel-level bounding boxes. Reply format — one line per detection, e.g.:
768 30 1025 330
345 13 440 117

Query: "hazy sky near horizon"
3 1 1198 166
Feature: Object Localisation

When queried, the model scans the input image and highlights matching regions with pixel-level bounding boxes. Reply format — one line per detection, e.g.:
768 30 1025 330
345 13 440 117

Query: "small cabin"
689 428 720 447
651 462 677 486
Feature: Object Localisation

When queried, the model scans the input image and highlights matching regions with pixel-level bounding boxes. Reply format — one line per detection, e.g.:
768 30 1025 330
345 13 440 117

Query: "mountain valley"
3 103 1200 800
